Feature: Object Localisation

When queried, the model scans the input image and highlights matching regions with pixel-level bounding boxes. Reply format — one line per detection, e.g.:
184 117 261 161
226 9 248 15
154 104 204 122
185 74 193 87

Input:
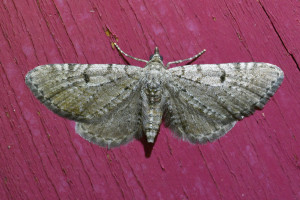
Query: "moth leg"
113 42 148 63
166 49 206 68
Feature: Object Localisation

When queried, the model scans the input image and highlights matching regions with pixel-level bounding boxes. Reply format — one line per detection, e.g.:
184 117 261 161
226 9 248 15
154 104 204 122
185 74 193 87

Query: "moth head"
149 47 163 62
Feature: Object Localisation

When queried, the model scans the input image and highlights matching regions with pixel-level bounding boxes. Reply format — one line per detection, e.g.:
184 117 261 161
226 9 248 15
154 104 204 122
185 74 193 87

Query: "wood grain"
0 0 299 199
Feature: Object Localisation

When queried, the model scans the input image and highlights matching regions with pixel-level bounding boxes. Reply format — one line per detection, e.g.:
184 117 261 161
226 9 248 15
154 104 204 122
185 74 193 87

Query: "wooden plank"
0 0 299 199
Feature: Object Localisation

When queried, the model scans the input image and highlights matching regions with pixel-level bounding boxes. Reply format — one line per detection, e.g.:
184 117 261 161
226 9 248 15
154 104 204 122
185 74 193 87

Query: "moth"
25 43 284 148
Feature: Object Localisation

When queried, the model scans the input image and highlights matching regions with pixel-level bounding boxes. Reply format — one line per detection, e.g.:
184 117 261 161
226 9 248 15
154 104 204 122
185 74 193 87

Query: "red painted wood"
0 0 299 199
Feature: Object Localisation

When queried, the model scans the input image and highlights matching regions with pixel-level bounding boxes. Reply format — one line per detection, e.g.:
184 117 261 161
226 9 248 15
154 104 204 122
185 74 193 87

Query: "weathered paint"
0 0 299 199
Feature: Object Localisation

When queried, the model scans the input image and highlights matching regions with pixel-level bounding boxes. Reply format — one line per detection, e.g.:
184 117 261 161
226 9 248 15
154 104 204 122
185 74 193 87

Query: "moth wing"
165 62 284 143
25 64 143 123
75 87 143 148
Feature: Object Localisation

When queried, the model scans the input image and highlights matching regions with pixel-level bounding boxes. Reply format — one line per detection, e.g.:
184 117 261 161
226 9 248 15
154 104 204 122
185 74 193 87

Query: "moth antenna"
166 49 206 68
113 42 148 63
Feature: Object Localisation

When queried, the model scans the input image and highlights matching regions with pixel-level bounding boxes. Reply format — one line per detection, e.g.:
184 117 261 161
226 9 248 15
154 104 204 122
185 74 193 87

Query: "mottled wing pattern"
75 88 142 148
26 64 144 147
165 62 284 143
